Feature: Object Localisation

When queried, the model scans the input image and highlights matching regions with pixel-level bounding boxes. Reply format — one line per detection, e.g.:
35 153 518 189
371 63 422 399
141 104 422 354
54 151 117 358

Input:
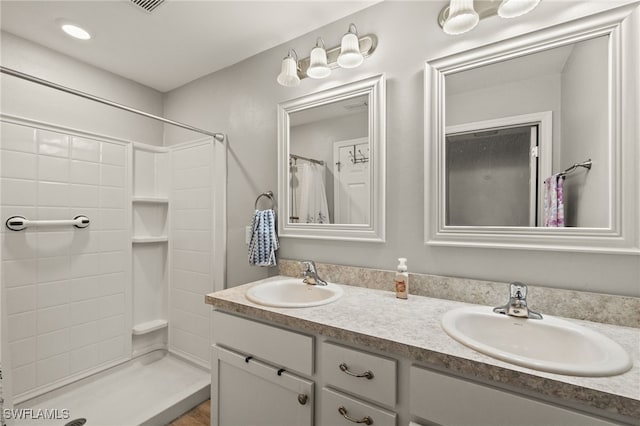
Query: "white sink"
245 278 344 308
441 306 632 377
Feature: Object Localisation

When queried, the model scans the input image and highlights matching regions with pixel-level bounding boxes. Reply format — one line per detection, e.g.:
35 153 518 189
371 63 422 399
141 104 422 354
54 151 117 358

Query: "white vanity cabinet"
210 309 631 426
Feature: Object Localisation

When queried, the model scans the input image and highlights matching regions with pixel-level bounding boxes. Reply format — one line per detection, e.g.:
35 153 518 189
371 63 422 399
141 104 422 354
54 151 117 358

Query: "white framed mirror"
425 5 639 253
278 74 385 241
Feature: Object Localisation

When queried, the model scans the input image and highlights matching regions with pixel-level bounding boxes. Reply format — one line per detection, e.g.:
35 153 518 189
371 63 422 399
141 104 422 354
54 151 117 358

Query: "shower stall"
0 67 226 425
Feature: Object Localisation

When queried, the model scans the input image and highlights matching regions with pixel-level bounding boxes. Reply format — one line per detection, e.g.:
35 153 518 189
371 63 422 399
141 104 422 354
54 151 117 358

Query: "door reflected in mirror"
445 35 609 228
289 94 369 225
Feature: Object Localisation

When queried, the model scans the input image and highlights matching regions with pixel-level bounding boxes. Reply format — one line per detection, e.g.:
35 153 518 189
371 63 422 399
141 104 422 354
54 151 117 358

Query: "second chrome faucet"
493 282 543 320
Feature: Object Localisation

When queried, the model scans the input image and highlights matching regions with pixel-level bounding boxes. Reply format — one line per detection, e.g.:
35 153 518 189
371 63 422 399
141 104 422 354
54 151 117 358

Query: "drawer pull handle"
338 406 373 425
339 363 374 380
298 394 308 405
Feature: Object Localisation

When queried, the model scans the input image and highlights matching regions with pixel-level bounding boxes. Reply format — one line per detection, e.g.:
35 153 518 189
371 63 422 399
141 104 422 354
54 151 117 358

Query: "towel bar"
5 215 90 231
255 191 275 210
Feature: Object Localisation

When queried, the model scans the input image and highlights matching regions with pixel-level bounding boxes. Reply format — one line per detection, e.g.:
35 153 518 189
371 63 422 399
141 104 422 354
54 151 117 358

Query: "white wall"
1 31 164 146
163 1 640 296
560 37 609 227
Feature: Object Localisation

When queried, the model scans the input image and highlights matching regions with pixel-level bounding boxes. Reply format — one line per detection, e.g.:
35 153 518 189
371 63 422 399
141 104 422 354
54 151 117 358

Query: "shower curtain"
298 163 330 224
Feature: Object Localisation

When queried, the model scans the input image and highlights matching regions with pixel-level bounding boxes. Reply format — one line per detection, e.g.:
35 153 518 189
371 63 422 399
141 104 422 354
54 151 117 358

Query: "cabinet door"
410 366 621 426
212 345 314 426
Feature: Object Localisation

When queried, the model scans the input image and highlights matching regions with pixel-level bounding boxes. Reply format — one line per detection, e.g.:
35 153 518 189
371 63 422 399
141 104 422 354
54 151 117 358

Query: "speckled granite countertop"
206 276 640 420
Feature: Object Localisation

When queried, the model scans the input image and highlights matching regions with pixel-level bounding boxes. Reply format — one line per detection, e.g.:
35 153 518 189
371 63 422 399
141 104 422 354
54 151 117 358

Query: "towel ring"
255 191 275 210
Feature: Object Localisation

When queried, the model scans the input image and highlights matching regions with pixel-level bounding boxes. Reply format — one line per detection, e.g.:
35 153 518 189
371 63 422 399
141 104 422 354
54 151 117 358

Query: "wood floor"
169 400 210 426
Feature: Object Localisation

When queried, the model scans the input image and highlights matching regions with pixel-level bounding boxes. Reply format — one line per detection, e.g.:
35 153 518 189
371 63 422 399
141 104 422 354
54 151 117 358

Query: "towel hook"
255 191 275 210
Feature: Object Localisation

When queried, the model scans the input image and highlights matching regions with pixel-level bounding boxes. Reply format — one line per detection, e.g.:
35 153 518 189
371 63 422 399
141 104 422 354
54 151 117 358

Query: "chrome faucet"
301 261 327 286
493 282 542 320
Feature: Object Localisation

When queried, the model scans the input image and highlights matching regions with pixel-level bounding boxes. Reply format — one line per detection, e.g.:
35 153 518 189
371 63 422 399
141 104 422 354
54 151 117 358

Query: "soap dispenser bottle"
395 258 408 299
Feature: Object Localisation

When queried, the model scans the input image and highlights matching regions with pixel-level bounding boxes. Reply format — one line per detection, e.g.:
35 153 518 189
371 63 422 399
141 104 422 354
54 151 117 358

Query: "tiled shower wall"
169 141 214 367
1 121 130 401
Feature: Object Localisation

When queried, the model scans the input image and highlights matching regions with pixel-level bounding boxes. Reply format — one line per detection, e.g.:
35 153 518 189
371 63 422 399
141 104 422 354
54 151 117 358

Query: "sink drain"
64 419 87 426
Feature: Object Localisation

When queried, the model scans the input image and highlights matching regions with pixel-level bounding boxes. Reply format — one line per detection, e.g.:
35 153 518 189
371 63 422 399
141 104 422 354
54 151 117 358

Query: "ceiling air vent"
129 0 165 13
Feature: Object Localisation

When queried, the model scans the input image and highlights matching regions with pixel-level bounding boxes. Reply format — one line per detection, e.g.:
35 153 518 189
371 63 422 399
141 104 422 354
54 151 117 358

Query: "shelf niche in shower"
132 145 170 357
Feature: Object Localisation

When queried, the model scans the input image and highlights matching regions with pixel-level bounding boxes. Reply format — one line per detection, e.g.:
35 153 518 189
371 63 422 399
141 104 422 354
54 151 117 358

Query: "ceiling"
290 94 368 127
0 0 380 92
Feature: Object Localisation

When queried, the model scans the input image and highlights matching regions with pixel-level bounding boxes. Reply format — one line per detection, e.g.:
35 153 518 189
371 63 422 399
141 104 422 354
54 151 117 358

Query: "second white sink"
246 278 343 308
441 306 632 377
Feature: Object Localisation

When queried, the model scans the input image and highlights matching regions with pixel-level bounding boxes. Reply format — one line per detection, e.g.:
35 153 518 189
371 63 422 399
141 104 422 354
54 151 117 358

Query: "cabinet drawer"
410 365 619 426
322 341 396 407
213 310 313 375
320 387 396 426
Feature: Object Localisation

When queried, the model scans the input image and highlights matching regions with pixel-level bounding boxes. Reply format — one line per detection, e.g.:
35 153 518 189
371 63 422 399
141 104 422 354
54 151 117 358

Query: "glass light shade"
307 46 331 79
277 55 300 87
497 0 541 18
337 32 363 69
443 0 479 35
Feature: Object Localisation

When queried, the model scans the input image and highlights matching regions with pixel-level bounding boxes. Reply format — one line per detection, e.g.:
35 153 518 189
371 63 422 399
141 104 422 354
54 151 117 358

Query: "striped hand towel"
248 209 279 266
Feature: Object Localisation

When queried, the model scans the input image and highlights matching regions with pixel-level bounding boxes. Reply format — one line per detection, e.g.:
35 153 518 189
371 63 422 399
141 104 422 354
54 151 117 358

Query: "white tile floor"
13 351 210 426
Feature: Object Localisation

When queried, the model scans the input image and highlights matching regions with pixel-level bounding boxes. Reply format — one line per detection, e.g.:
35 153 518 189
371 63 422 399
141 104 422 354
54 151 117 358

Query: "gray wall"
561 37 609 227
163 1 640 296
1 31 164 145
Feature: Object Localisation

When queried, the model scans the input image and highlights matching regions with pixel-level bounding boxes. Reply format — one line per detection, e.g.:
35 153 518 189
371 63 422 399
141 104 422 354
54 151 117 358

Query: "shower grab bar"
5 215 90 231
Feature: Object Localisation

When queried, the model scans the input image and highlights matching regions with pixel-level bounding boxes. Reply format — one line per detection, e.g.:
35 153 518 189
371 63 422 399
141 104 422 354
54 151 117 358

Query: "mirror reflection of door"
333 138 370 224
446 126 538 226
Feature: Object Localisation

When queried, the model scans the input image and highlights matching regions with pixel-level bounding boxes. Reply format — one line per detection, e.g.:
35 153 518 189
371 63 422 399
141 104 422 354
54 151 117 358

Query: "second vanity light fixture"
277 23 378 87
440 0 541 35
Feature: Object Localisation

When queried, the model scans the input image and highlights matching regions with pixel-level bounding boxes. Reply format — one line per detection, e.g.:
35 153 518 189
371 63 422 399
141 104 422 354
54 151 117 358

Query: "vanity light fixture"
276 49 301 87
307 38 331 79
439 0 542 35
277 23 377 87
337 24 364 69
60 22 91 40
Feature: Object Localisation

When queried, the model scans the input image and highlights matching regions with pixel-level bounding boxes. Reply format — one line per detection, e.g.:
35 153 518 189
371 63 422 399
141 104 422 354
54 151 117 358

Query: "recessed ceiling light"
61 23 91 40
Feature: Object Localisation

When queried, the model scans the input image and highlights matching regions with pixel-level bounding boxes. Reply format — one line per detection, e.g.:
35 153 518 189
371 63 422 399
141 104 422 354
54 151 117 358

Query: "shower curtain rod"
0 66 225 142
290 153 324 165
